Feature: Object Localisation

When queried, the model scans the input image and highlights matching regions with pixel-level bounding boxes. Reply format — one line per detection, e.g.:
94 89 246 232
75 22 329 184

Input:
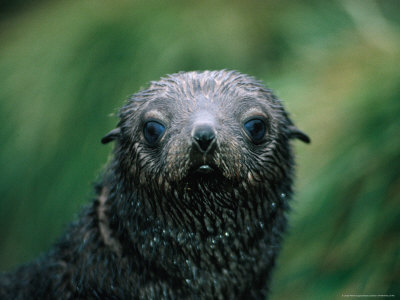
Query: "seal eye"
244 118 266 144
143 121 165 145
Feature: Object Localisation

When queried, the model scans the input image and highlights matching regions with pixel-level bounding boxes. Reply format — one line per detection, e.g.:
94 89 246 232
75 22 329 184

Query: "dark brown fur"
0 70 309 299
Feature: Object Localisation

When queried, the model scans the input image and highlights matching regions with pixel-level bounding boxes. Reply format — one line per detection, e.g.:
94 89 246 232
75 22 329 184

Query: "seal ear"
101 128 121 144
288 125 310 144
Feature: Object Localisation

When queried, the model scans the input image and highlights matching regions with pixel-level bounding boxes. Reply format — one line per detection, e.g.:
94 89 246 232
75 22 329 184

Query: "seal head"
101 70 309 298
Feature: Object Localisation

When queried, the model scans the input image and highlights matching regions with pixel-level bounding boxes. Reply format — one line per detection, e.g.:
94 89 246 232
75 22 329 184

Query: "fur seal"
0 70 310 299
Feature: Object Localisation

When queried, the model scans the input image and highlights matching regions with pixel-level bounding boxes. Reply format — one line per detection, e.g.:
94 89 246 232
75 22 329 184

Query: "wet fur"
0 70 309 299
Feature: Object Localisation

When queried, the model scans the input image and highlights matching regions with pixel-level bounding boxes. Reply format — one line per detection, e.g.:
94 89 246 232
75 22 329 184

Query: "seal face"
100 70 310 298
117 71 294 186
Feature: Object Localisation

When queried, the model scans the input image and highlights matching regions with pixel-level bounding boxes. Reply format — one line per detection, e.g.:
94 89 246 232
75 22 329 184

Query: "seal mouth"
189 162 220 177
195 164 214 174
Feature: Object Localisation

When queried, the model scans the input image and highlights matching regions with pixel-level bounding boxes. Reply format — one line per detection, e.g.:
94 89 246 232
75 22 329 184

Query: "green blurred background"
0 0 399 298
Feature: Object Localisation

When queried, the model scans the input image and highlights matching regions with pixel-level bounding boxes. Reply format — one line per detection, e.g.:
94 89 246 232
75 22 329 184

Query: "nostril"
192 124 216 153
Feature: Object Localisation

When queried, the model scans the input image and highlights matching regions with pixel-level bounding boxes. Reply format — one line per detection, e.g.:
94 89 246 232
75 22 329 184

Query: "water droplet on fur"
225 232 229 237
185 279 191 284
271 202 276 209
259 221 264 229
280 193 286 199
192 266 197 278
205 218 214 233
177 232 184 243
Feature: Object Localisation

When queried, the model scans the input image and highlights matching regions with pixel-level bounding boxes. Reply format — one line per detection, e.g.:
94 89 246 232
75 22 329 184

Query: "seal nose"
192 124 216 153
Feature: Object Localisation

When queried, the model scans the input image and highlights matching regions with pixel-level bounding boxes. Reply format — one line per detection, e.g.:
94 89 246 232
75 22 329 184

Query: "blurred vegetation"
0 0 399 299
